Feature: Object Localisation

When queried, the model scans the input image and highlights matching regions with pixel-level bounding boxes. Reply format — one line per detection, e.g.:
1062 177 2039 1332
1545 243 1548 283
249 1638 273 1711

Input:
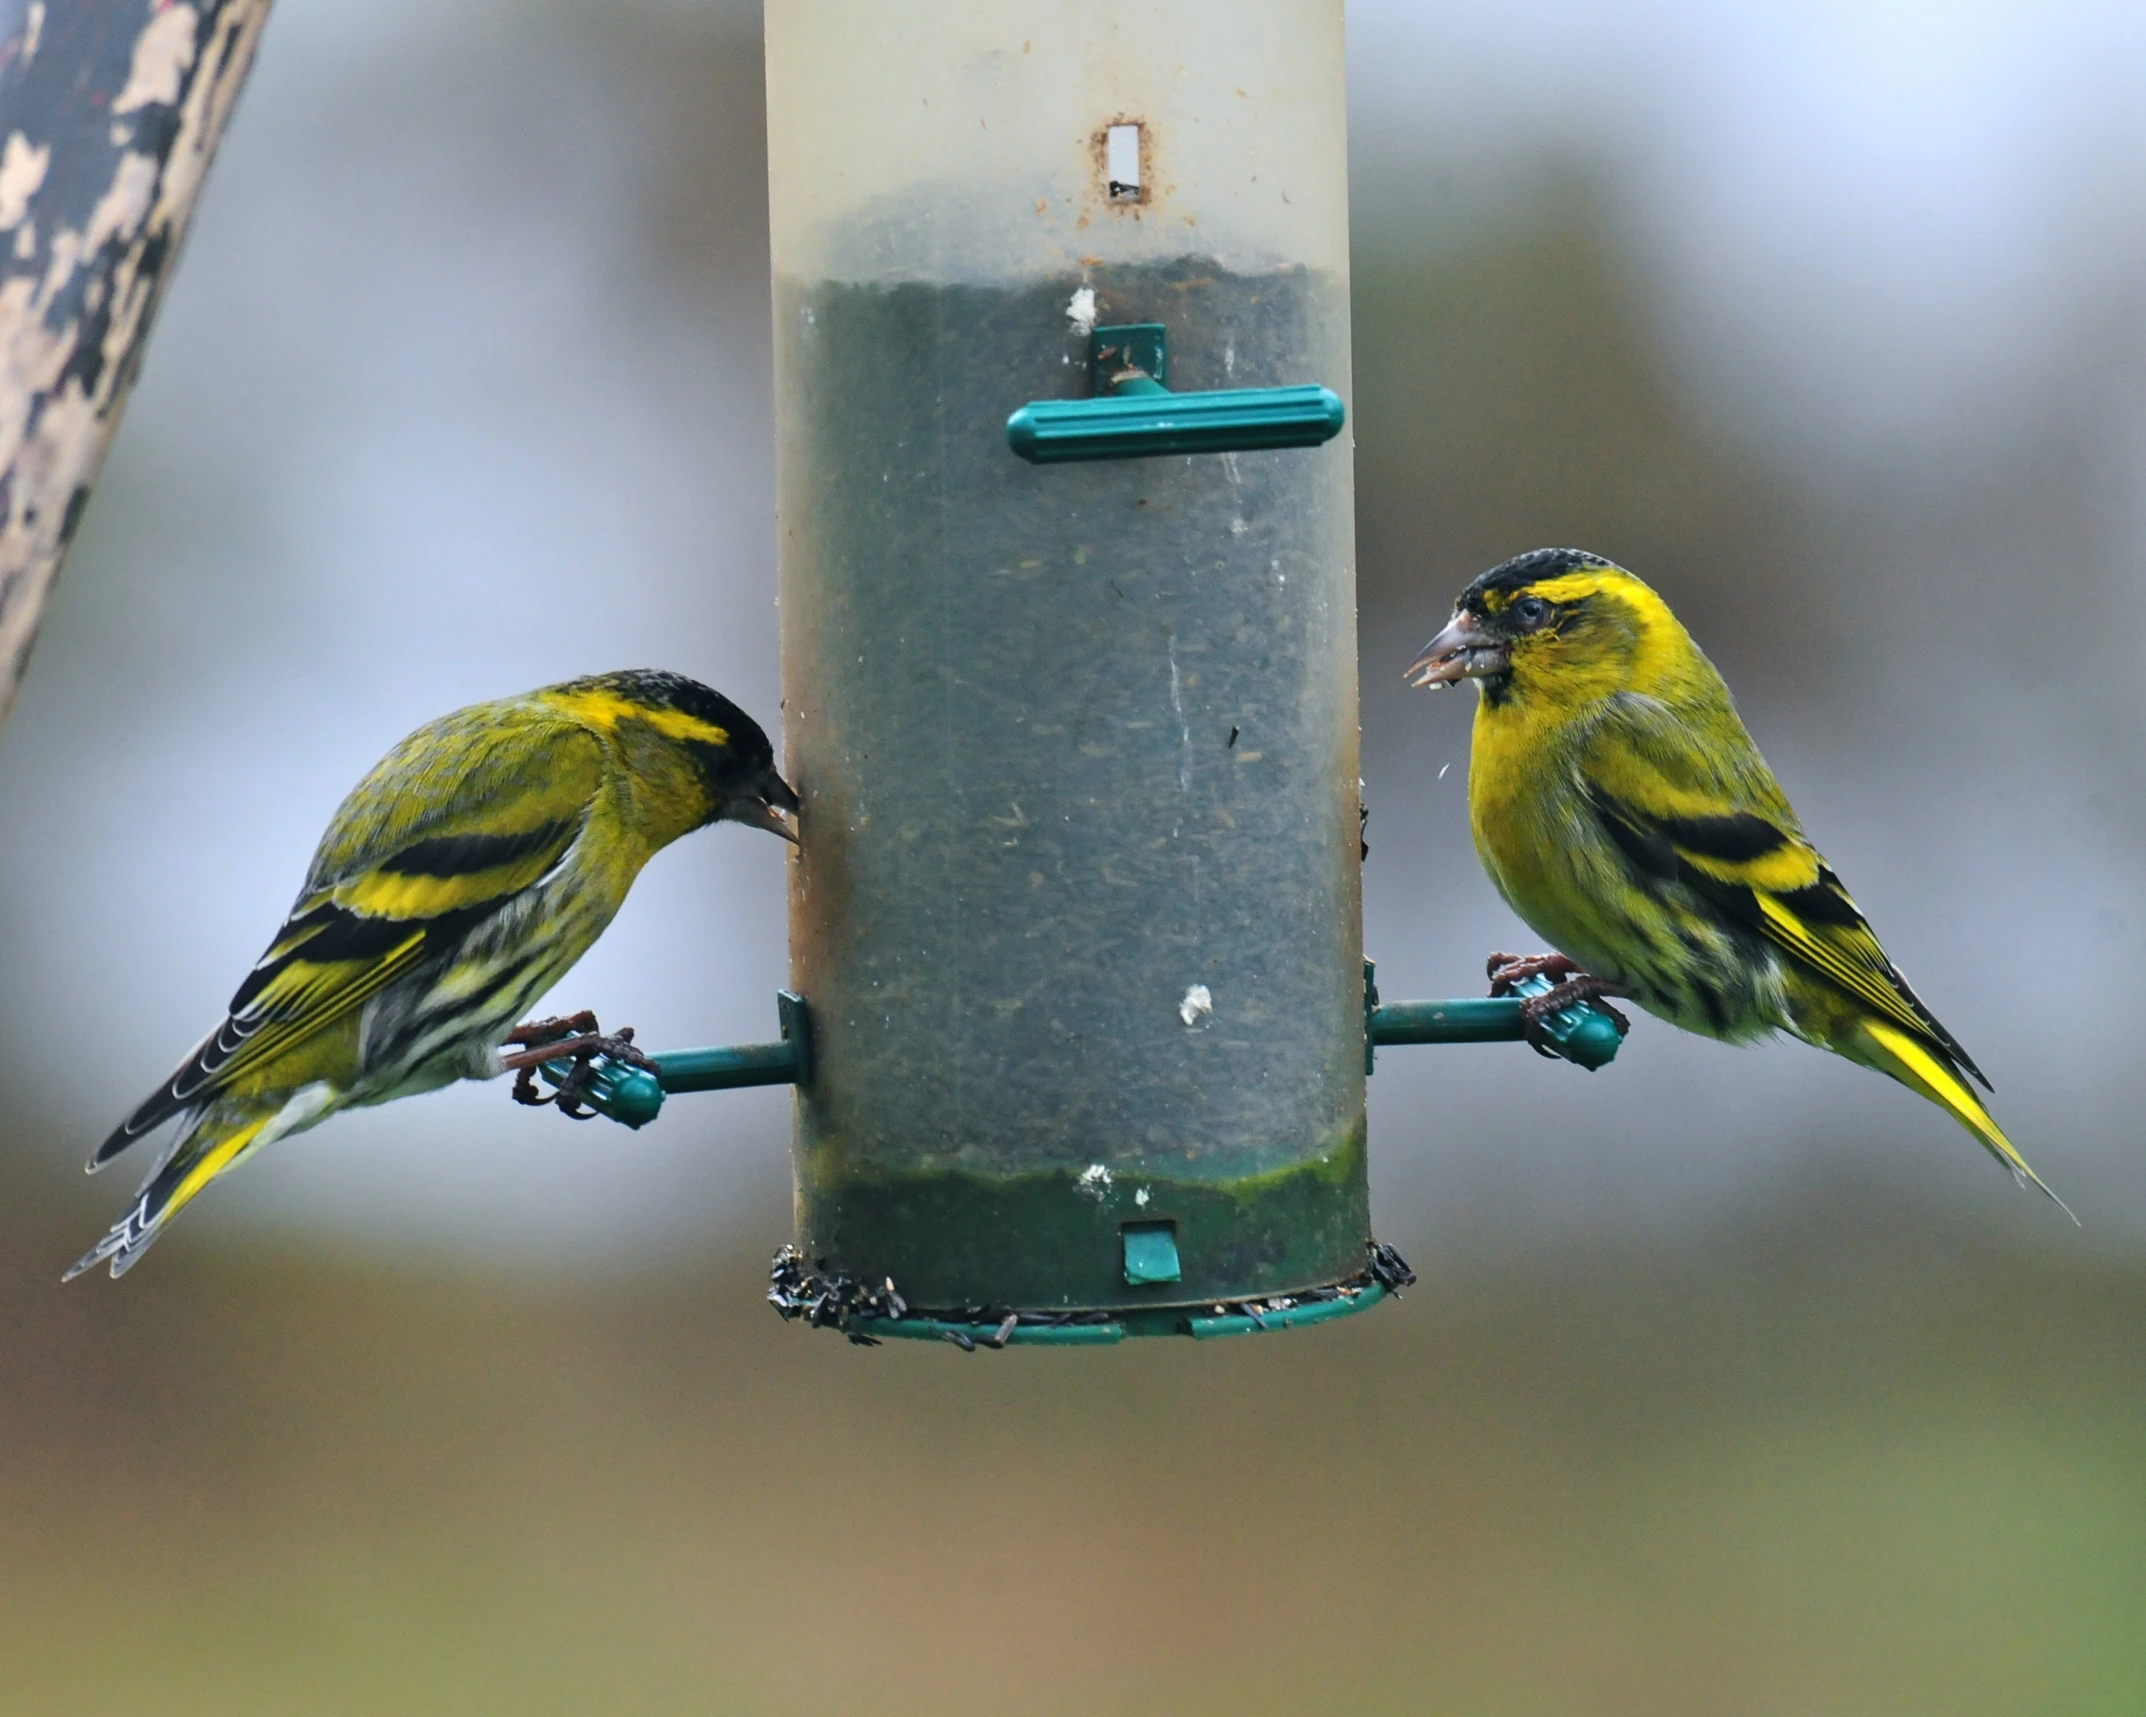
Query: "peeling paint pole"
0 0 273 732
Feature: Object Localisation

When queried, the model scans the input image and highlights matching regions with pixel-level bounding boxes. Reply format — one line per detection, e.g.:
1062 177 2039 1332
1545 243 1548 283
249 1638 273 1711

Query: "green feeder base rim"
766 1241 1417 1349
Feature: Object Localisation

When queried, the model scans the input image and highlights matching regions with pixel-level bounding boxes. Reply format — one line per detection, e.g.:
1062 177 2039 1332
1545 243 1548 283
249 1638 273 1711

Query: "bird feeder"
767 0 1377 1341
535 0 1621 1344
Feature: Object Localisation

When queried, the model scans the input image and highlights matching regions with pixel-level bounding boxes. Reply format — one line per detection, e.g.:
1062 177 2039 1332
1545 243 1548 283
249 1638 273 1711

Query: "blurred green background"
3 1 2145 1710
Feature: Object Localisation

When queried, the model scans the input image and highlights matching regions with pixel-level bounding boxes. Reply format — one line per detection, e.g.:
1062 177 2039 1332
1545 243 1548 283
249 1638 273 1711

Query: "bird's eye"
1512 596 1553 631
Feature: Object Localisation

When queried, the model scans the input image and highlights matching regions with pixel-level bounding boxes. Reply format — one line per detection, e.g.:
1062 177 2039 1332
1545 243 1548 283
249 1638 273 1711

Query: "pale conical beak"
1407 613 1508 688
728 768 801 844
730 799 799 844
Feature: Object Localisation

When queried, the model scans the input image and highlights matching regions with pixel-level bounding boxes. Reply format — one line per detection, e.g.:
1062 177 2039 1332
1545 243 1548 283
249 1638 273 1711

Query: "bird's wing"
1579 693 1989 1088
98 714 607 1163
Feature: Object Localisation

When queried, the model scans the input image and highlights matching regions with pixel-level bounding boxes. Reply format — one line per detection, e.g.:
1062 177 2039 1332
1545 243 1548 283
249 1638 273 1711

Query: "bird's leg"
1486 951 1580 995
503 1011 589 1108
504 1014 590 1110
1487 952 1632 1057
506 1010 598 1052
501 1011 658 1118
501 1012 657 1071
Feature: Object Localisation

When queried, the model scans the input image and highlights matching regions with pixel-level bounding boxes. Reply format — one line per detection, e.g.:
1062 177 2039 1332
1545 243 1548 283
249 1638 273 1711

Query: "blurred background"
3 0 2144 1709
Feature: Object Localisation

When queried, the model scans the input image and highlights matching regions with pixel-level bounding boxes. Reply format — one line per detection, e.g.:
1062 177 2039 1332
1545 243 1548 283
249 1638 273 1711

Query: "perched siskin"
70 670 798 1279
1410 548 2060 1208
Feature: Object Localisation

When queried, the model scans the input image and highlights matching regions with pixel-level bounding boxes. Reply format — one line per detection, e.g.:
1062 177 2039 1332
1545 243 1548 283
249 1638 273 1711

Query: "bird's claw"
1486 951 1581 994
502 1011 657 1119
1488 953 1631 1056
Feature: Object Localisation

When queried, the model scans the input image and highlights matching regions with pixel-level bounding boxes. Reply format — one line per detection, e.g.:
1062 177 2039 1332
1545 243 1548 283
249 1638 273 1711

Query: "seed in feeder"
782 262 1362 1304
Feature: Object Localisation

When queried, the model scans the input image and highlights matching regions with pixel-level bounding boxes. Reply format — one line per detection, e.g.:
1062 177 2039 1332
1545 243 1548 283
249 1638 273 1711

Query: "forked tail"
64 1111 276 1281
66 1084 335 1280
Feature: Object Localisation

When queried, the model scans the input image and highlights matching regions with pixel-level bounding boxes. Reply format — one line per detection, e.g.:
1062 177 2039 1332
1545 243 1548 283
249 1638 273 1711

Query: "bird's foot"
1488 953 1632 1058
502 1011 658 1070
1486 951 1580 993
501 1011 656 1118
503 1010 597 1060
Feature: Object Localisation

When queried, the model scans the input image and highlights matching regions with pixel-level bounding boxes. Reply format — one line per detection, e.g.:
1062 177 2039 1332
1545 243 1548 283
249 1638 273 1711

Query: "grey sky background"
1 0 2140 1266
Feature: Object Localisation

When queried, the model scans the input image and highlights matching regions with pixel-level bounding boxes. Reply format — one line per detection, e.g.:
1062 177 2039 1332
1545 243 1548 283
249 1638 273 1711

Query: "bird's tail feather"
1853 1019 2074 1222
64 1109 277 1282
90 1025 223 1170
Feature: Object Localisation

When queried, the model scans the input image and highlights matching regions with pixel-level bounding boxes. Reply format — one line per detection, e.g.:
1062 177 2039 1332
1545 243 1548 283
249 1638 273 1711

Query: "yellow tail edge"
158 1116 274 1229
1859 1019 2075 1224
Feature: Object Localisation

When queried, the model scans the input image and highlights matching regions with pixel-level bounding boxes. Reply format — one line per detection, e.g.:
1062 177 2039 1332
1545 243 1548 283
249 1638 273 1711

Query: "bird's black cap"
558 669 795 822
585 669 768 750
1460 547 1615 610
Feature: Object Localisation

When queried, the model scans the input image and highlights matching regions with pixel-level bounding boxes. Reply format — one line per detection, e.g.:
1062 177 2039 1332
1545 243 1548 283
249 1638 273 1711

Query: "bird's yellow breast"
1466 696 1596 940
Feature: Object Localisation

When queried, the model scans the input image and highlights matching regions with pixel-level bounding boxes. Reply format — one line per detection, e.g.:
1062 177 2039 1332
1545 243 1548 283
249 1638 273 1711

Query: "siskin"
1409 548 2060 1209
70 670 798 1279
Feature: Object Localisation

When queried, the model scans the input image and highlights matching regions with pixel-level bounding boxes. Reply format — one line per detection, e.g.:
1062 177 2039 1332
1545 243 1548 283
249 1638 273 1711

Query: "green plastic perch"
1005 323 1346 464
537 968 1621 1131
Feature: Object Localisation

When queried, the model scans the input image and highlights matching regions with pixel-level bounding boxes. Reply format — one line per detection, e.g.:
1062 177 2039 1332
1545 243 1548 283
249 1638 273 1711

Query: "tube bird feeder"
764 0 1372 1335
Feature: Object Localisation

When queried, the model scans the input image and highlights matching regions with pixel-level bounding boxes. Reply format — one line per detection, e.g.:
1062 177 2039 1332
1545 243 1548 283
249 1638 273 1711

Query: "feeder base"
767 1241 1414 1348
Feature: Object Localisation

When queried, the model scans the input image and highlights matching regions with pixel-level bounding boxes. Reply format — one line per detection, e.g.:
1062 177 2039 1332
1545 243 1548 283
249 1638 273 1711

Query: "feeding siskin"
70 670 799 1279
1410 548 2061 1210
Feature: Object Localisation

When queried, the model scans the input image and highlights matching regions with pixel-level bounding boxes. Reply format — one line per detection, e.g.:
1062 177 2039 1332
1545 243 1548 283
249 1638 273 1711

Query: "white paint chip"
1179 983 1213 1027
114 3 199 115
0 133 51 230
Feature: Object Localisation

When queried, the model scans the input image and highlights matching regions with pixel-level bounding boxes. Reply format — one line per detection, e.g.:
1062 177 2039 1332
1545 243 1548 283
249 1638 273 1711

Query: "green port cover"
1122 1222 1183 1286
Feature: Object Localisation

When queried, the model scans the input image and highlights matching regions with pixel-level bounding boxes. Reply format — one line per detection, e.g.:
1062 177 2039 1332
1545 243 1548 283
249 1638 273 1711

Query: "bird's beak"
728 769 801 844
731 799 799 843
1408 612 1508 688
